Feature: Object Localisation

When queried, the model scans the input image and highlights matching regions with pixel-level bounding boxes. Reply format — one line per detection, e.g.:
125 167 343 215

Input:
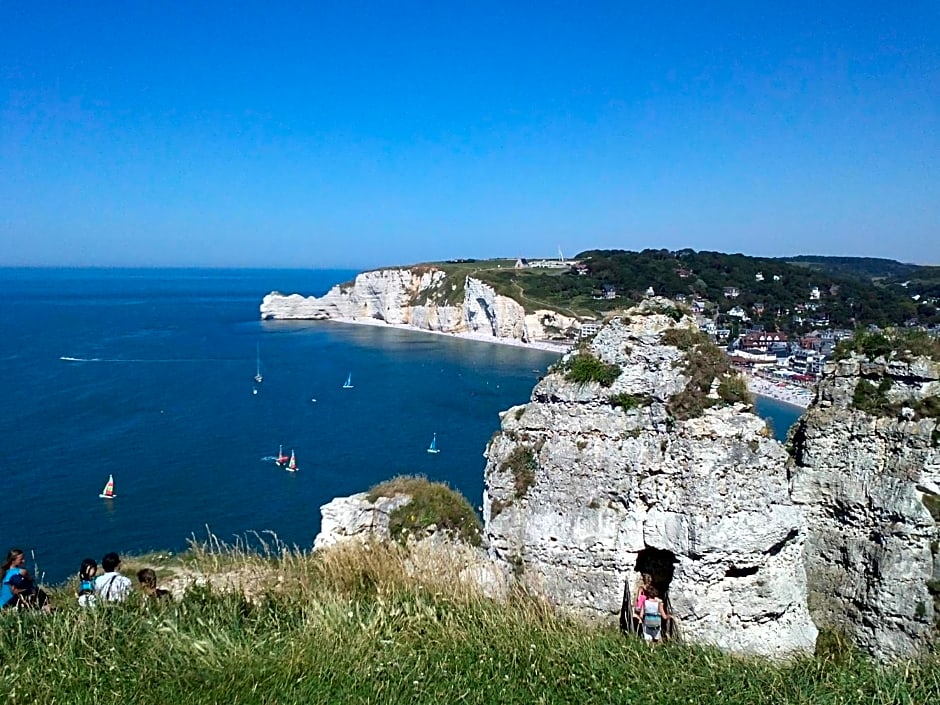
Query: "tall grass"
2 538 940 704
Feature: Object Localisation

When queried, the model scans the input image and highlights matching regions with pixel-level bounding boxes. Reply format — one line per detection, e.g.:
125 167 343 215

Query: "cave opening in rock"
622 547 679 638
635 547 677 602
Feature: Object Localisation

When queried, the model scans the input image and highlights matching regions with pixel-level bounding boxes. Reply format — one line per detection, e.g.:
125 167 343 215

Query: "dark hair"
102 552 121 572
137 568 157 589
1 548 24 572
646 585 659 600
79 558 97 581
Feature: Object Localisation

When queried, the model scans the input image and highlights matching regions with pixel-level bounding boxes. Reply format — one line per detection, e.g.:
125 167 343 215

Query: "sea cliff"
260 267 581 345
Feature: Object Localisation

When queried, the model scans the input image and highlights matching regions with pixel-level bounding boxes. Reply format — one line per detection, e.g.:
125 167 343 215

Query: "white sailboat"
426 433 440 454
254 344 263 384
99 474 116 499
286 449 298 473
342 372 353 389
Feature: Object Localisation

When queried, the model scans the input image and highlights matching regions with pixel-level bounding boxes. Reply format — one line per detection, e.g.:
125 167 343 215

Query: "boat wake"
260 456 277 462
61 356 226 363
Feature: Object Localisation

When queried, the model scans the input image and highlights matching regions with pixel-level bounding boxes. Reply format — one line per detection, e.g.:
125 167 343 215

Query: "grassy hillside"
402 251 939 328
2 539 939 704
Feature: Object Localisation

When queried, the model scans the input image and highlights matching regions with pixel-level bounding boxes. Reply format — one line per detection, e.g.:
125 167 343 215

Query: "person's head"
102 552 121 573
79 558 97 581
2 548 24 571
646 585 659 600
137 568 157 590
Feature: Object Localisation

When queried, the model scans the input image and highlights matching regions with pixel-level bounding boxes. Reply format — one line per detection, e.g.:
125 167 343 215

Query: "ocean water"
0 268 802 584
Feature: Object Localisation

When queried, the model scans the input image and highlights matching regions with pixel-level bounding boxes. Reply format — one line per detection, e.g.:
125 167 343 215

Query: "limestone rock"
313 492 413 550
259 267 581 343
483 302 818 659
790 352 940 661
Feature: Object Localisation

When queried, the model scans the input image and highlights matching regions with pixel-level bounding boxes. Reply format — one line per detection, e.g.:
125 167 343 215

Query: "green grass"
563 353 622 387
4 540 940 704
367 475 483 547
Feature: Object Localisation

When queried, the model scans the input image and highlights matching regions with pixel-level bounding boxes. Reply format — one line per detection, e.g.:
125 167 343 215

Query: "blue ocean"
0 268 802 583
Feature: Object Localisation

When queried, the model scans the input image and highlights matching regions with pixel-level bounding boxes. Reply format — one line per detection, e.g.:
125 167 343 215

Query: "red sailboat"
275 444 290 467
286 450 298 473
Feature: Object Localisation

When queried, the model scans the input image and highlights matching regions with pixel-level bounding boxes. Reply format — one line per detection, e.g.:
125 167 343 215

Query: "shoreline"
745 373 812 410
324 316 575 354
310 317 813 409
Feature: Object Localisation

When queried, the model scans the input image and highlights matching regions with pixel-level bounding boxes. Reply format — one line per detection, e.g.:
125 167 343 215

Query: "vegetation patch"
660 327 712 351
664 333 752 420
490 498 510 518
500 446 538 498
638 302 688 322
717 374 751 405
367 475 482 547
8 538 940 704
850 378 940 420
833 328 940 363
563 353 622 387
609 393 653 410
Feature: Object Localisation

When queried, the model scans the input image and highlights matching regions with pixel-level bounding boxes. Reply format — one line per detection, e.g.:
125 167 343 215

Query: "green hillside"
417 251 939 330
5 540 939 704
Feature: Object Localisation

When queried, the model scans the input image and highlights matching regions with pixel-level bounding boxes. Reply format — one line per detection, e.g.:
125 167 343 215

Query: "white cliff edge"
260 267 581 344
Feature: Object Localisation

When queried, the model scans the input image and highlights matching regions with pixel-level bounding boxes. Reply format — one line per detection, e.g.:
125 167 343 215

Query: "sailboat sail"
287 450 298 472
342 372 353 389
99 474 116 499
254 344 263 384
276 444 289 466
427 433 440 454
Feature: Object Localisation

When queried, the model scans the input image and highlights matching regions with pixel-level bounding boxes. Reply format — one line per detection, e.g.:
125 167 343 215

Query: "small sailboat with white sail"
342 372 353 389
426 433 440 454
254 343 263 384
286 449 298 473
99 475 116 499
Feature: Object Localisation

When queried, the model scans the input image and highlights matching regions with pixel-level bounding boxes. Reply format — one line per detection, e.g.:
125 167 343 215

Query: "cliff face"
789 354 940 660
482 300 818 658
259 268 580 342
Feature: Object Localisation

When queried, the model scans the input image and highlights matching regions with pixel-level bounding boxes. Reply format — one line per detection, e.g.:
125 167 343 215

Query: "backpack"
642 599 662 627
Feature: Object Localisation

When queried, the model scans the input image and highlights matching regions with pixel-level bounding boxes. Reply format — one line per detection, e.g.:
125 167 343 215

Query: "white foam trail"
61 356 235 363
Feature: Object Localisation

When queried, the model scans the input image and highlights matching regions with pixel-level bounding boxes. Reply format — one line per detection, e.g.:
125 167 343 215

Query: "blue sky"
1 2 937 267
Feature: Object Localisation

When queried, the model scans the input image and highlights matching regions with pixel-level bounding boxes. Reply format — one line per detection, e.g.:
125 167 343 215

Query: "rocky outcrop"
312 491 508 598
789 353 940 661
260 267 580 343
314 492 414 551
482 300 818 659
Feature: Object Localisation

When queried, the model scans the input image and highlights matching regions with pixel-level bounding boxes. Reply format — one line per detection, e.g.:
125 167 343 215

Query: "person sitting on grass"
639 585 670 644
1 548 52 611
137 568 171 600
77 558 98 607
94 552 132 603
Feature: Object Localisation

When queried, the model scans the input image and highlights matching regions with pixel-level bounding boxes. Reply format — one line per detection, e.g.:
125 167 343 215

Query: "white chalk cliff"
482 300 818 659
789 353 940 661
260 267 580 342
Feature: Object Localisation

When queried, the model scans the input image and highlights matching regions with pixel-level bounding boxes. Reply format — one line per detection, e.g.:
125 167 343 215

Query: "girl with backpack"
77 558 98 607
639 585 670 644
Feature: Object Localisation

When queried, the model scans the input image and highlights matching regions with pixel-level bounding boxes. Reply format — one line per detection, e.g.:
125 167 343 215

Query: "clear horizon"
2 3 937 268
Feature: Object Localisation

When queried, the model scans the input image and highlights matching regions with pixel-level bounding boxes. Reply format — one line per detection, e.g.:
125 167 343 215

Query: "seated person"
94 552 132 603
137 568 171 600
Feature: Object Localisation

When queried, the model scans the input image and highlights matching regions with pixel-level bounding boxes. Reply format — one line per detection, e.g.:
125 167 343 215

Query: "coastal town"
510 254 940 409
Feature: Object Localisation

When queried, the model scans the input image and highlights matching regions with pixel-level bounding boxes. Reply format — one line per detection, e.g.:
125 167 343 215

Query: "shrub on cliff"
367 475 482 547
562 353 621 387
663 330 751 419
833 328 940 363
608 393 653 410
500 446 538 498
